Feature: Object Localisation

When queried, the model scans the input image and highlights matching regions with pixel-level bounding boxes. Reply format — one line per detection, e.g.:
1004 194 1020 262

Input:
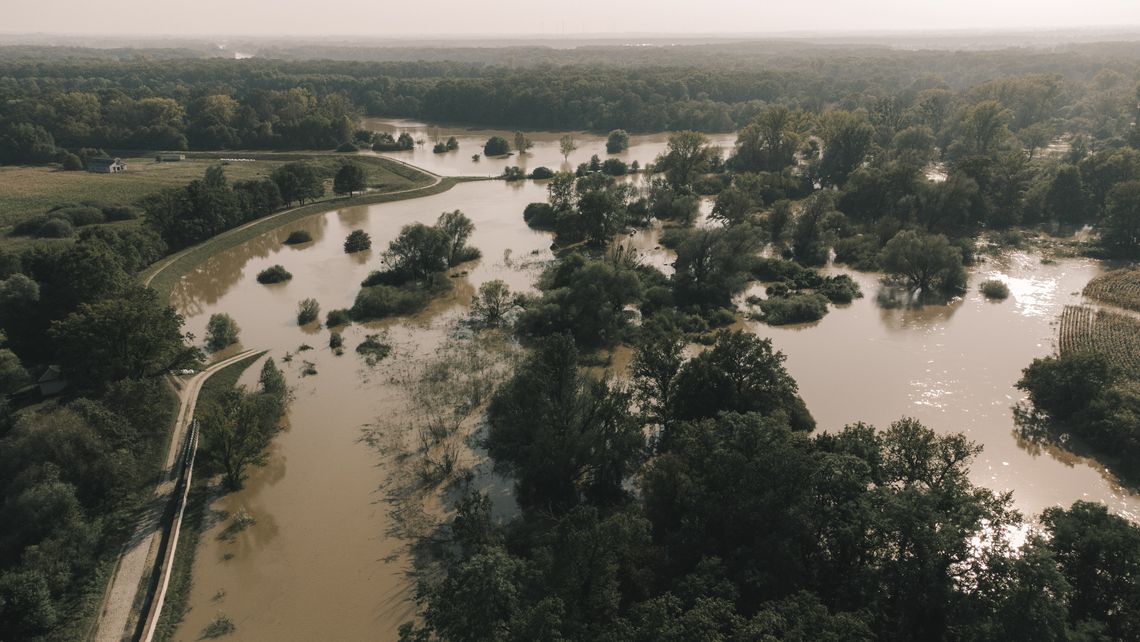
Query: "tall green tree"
436 210 477 267
730 106 805 172
48 286 199 388
657 131 716 189
333 161 366 196
1101 180 1140 257
669 330 813 431
486 335 644 513
879 230 966 295
271 161 325 205
818 110 875 185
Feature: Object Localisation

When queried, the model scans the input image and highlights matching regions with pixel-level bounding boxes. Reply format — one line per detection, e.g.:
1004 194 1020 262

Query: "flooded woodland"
169 124 1137 640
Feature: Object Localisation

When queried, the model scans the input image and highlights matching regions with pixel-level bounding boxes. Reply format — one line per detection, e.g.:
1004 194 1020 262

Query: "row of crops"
1059 304 1140 377
1083 269 1140 313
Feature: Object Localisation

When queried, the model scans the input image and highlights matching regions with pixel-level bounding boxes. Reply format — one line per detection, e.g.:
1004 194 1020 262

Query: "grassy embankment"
149 351 265 642
0 152 431 251
142 174 458 298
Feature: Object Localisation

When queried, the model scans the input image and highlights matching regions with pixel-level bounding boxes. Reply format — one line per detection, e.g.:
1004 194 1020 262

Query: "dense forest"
399 334 1140 642
4 40 1140 156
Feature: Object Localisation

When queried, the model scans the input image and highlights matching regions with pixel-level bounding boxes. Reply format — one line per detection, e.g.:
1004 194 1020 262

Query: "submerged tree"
436 210 478 267
559 134 577 161
205 313 240 352
343 229 372 253
485 335 644 513
879 230 966 295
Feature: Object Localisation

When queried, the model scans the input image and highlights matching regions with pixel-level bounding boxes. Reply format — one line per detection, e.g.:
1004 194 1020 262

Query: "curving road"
92 349 260 642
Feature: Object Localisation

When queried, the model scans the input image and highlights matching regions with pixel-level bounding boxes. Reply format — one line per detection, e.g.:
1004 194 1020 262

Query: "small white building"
87 157 125 173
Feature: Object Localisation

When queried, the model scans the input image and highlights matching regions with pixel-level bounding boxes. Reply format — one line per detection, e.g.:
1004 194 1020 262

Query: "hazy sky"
6 0 1140 36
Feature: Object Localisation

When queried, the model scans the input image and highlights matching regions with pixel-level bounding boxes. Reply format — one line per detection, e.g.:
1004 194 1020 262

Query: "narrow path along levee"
166 134 1138 641
92 349 260 642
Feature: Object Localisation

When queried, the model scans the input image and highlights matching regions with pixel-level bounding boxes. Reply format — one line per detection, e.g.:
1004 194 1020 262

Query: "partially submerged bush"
296 298 320 325
202 613 235 639
343 229 372 253
470 280 519 327
529 166 555 179
523 202 557 229
356 333 392 365
205 313 240 352
349 282 444 320
755 293 829 325
325 308 351 327
819 274 863 304
257 265 292 284
980 279 1011 300
284 230 313 245
483 136 511 156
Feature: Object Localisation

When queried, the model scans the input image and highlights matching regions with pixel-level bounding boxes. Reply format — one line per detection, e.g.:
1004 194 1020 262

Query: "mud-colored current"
169 129 1136 641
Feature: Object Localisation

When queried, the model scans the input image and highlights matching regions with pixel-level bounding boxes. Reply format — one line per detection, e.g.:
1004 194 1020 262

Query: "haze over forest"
5 0 1140 37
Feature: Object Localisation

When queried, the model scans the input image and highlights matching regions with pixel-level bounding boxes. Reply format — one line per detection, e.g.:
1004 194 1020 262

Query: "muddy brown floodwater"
170 135 1137 641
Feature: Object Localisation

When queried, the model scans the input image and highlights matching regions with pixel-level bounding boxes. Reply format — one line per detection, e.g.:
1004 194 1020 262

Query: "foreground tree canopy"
404 330 1140 642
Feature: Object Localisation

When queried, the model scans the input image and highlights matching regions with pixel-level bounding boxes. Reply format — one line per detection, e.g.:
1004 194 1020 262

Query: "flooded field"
360 117 738 178
169 139 1137 640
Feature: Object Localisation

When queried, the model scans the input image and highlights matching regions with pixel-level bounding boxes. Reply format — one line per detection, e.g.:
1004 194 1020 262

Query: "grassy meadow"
0 152 429 249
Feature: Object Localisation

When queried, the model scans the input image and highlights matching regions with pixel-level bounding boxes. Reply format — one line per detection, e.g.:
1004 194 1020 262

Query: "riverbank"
149 352 267 642
142 176 458 297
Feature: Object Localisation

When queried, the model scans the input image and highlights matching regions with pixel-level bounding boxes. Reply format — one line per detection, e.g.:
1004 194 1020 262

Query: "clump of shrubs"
202 613 236 639
256 265 292 284
329 331 344 354
296 298 320 325
752 293 830 325
601 158 628 176
980 279 1011 300
523 203 556 229
818 274 863 304
529 166 555 179
325 308 351 327
350 281 445 320
284 230 313 245
483 136 511 156
343 229 371 253
356 333 392 366
750 258 863 305
11 201 143 238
